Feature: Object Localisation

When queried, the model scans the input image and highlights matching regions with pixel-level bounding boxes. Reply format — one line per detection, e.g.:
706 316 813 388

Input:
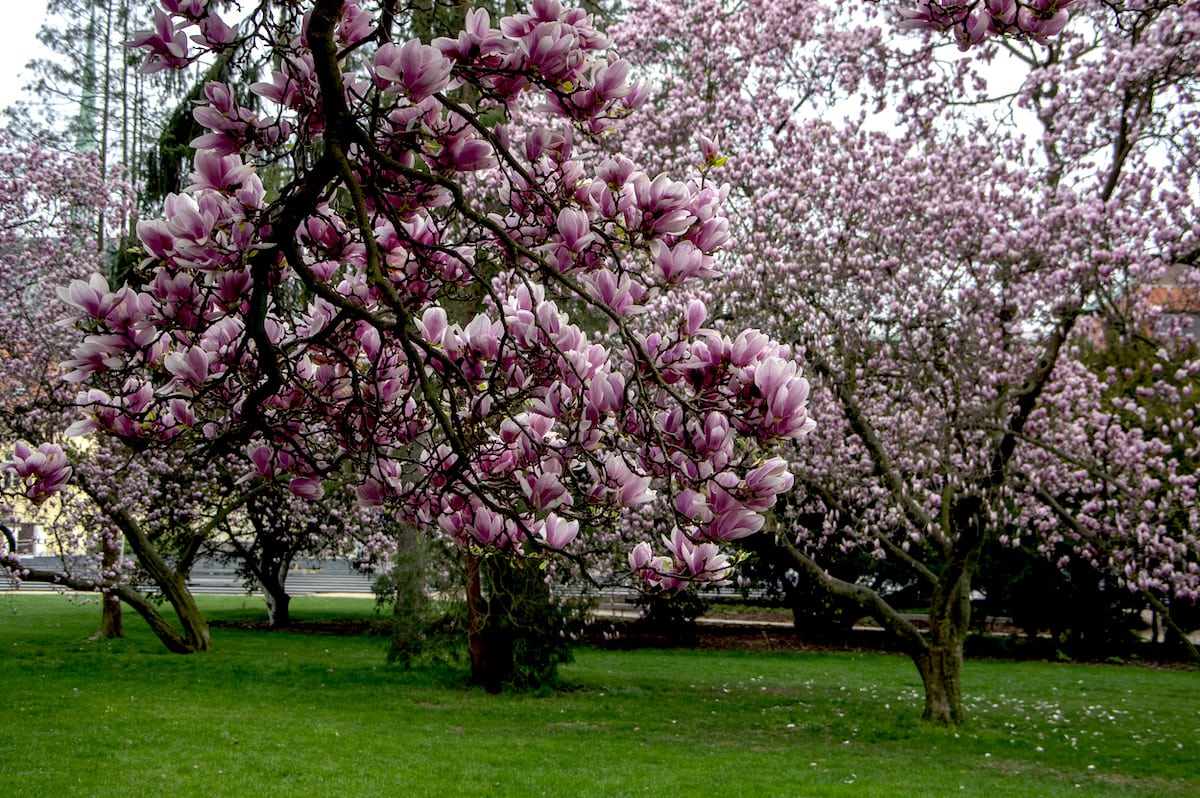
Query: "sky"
0 2 49 113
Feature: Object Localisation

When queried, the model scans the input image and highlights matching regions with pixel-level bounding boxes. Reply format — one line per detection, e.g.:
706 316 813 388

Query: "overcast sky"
0 2 50 116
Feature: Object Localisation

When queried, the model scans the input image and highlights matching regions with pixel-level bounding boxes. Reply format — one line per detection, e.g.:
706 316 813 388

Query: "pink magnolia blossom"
372 40 453 102
163 345 213 388
610 0 1200 719
196 12 237 47
536 513 579 549
4 442 71 504
126 8 189 72
75 0 827 615
337 2 376 46
433 8 510 64
900 0 1078 48
289 477 325 500
58 274 117 321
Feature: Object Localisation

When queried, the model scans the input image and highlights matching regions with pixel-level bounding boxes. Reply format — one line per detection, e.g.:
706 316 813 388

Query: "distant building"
1144 265 1200 340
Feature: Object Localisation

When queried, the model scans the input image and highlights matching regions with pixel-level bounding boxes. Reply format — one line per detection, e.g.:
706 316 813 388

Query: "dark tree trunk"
916 579 970 726
915 641 965 726
257 549 292 628
231 490 298 629
93 530 123 640
108 506 211 652
97 592 123 639
465 554 527 693
123 575 210 653
7 564 208 653
465 552 500 692
162 571 212 652
744 529 976 725
916 498 984 725
264 587 291 628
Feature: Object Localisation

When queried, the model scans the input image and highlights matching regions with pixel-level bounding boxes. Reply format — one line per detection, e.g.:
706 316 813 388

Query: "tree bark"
466 553 517 692
96 591 123 639
248 542 292 628
94 530 123 640
389 523 429 663
225 494 296 629
3 518 211 652
915 641 965 726
263 584 291 628
464 552 498 691
918 563 973 724
107 505 211 652
255 532 293 628
115 578 207 653
0 562 204 652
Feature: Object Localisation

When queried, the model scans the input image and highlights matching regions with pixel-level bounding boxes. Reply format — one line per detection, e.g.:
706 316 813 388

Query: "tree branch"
805 346 937 535
793 472 939 586
987 310 1077 492
745 518 930 657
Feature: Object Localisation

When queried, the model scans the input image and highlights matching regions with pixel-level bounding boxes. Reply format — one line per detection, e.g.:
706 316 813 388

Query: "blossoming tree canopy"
10 0 816 589
608 0 1199 722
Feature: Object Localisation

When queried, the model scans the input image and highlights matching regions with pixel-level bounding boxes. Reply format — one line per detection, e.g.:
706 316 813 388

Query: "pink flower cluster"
608 0 1200 608
126 1 238 72
900 0 1078 49
629 529 733 591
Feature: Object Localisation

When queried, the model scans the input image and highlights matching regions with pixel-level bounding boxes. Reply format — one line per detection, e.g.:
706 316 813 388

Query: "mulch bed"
207 616 1197 666
581 620 904 653
207 616 871 652
209 619 391 636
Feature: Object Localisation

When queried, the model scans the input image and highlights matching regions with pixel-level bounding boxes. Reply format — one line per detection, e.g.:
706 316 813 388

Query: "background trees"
9 1 173 242
612 0 1200 723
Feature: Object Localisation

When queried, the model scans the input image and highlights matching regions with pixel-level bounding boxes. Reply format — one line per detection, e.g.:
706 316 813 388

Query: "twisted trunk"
744 524 978 726
105 505 210 652
2 519 208 652
263 585 291 628
227 515 295 629
1 561 206 653
915 641 964 726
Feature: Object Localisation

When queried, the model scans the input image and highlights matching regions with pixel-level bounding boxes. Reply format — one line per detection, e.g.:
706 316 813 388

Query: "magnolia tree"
212 481 393 628
8 0 816 678
611 0 1199 723
0 136 198 650
0 131 135 638
0 130 386 648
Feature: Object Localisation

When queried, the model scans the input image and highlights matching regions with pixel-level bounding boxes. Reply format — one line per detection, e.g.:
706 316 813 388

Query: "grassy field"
1 593 1197 797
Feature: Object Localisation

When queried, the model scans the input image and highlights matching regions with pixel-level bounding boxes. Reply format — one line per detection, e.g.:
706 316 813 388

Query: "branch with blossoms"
33 0 818 596
900 0 1080 49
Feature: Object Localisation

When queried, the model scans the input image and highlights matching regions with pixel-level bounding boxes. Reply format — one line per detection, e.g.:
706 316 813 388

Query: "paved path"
0 557 377 596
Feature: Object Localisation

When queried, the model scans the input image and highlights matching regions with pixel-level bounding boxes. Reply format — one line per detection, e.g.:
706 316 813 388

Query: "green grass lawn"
1 593 1197 797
